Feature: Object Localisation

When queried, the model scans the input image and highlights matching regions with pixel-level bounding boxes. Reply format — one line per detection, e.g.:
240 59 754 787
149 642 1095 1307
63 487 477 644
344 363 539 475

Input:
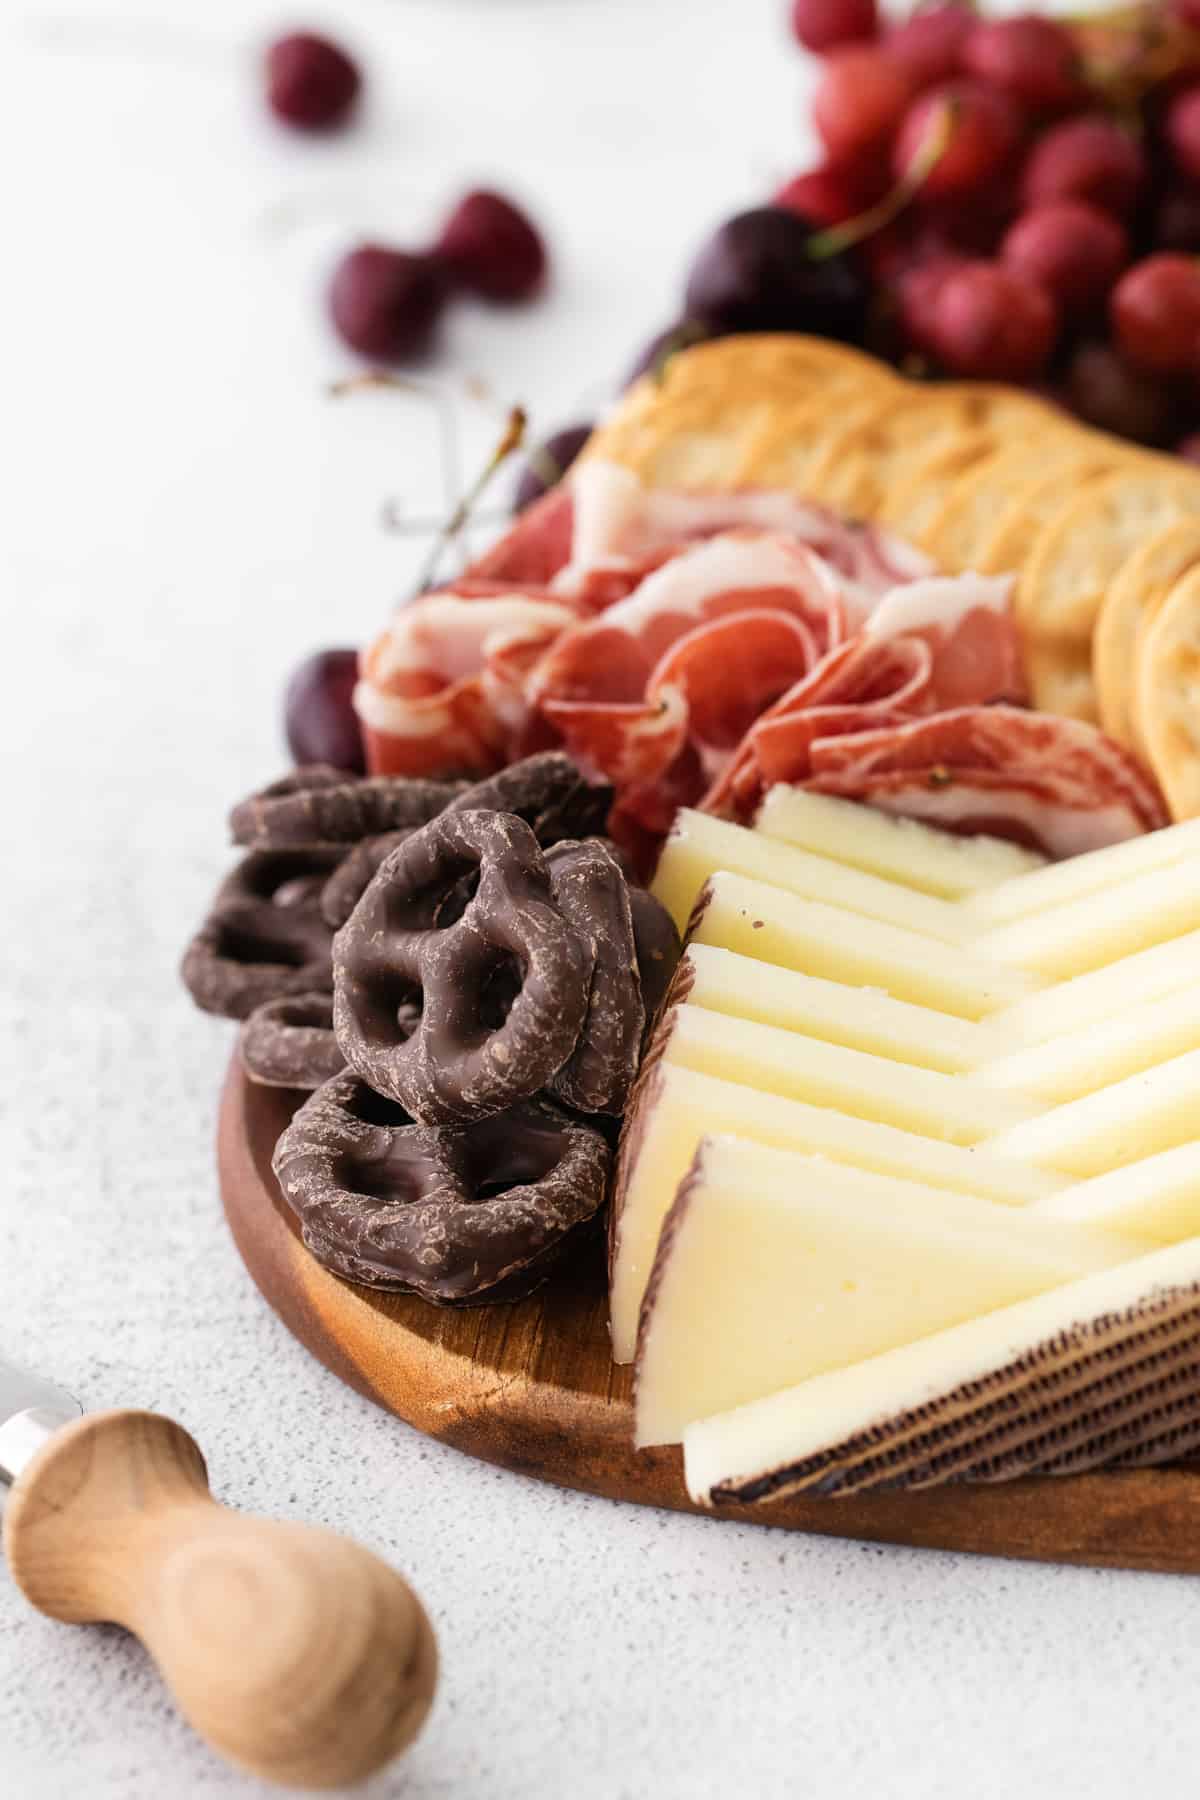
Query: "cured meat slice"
863 573 1027 710
466 487 574 584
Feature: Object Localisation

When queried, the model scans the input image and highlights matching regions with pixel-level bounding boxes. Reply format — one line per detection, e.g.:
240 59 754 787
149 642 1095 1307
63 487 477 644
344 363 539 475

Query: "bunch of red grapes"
675 1 1200 454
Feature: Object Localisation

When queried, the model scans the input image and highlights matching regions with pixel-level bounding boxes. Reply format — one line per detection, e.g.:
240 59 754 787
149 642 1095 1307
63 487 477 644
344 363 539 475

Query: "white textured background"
4 1 1200 1796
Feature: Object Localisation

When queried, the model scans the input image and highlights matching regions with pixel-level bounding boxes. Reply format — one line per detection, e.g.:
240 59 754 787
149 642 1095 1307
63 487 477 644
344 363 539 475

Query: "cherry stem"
807 102 956 262
329 369 462 520
413 407 527 594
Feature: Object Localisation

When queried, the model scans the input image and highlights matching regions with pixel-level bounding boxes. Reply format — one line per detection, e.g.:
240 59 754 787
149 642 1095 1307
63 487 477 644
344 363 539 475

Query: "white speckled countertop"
4 2 1200 1795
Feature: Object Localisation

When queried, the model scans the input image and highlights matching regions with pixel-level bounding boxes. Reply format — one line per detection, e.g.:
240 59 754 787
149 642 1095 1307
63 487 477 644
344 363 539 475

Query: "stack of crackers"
586 335 1200 821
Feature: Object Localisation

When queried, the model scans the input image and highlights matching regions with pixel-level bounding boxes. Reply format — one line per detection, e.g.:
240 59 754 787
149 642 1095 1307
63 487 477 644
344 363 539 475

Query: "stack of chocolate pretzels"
181 754 680 1304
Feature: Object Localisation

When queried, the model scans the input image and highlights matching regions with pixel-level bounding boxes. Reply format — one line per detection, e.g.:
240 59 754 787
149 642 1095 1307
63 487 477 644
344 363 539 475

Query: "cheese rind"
690 871 1039 1019
678 943 997 1074
1031 1143 1200 1242
975 859 1200 978
608 1063 1069 1363
662 1002 1039 1145
682 1238 1200 1503
987 929 1200 1047
755 786 1045 898
973 980 1200 1102
966 815 1200 923
652 809 968 941
635 1136 1143 1447
986 1047 1200 1177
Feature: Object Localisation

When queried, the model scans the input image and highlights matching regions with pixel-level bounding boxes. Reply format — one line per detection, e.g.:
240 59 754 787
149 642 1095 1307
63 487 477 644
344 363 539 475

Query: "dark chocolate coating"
445 752 612 846
545 840 644 1114
333 810 594 1124
627 886 682 1030
181 846 342 1020
321 828 419 929
272 1071 611 1303
239 991 345 1089
230 772 465 849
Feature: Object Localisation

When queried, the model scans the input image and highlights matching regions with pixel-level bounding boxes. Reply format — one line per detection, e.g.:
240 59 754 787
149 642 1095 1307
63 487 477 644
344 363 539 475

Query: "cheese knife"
0 1357 437 1790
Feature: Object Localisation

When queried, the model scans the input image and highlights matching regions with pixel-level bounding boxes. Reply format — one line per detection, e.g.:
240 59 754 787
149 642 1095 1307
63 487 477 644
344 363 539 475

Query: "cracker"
922 438 1116 572
1137 566 1200 819
873 429 999 543
1094 520 1200 752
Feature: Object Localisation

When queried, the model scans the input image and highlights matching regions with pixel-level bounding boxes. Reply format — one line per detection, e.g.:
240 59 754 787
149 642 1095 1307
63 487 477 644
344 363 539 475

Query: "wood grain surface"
218 1057 1200 1574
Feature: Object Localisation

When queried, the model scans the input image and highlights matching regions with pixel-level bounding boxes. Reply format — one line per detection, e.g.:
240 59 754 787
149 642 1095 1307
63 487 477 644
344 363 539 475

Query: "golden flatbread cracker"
873 429 999 542
1013 468 1200 721
922 438 1117 571
1093 521 1200 752
1137 566 1200 819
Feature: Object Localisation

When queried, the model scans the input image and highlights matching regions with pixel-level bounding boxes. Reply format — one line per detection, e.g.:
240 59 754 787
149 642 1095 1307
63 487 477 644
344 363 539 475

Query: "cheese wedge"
967 812 1200 924
1031 1143 1200 1242
609 1063 1069 1362
973 980 1200 1102
754 785 1044 898
975 858 1200 978
635 1136 1143 1447
690 871 1040 1018
683 1238 1200 1504
677 943 997 1074
661 1002 1039 1144
986 1047 1200 1177
652 808 967 942
988 928 1200 1046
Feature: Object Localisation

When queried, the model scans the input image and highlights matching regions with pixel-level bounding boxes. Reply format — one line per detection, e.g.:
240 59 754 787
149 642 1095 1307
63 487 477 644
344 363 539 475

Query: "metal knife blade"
0 1356 82 1500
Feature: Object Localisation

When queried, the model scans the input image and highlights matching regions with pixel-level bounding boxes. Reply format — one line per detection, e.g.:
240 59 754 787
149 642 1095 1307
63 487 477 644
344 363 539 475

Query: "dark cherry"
683 207 869 342
328 245 445 360
435 190 547 303
284 648 366 774
513 424 593 512
264 32 361 131
623 319 712 387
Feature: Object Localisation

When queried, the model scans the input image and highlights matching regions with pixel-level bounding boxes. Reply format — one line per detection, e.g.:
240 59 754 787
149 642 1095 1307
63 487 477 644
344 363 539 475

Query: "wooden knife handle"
2 1409 437 1790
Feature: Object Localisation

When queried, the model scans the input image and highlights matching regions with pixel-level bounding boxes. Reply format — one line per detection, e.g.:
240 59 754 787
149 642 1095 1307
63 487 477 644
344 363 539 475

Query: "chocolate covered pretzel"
181 846 341 1019
333 810 594 1124
230 770 465 849
444 752 612 845
272 1071 611 1303
545 839 645 1114
239 992 345 1089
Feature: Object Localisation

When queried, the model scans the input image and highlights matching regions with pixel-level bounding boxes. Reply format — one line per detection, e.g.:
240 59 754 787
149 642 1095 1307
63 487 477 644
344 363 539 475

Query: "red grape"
1021 116 1147 219
513 424 593 511
284 649 365 773
1064 342 1177 447
1156 185 1200 252
885 5 974 90
893 82 1022 201
264 32 361 131
435 191 546 304
1167 88 1200 185
962 15 1086 112
683 208 869 340
1001 201 1128 317
328 246 446 359
773 158 883 226
814 45 912 160
928 260 1059 378
789 0 878 53
1176 431 1200 464
1111 254 1200 374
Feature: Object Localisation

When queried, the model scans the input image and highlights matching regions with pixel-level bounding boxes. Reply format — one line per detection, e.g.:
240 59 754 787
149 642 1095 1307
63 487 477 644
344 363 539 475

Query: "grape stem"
807 101 956 262
413 407 527 594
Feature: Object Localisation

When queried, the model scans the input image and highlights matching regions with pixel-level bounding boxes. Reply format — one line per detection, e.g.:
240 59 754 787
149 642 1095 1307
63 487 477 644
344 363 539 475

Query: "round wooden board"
219 1057 1200 1574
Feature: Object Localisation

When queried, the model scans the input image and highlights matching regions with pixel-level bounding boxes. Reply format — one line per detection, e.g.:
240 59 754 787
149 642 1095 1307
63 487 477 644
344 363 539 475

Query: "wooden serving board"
218 1056 1200 1574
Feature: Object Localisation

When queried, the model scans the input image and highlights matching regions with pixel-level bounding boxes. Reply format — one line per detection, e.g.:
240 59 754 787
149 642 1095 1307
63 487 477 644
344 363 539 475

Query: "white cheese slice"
974 859 1200 978
682 1238 1200 1505
1031 1143 1200 1242
678 943 998 1074
652 809 967 942
609 1064 1069 1363
662 1003 1039 1145
967 815 1200 924
987 929 1200 1046
754 785 1044 897
689 871 1040 1018
636 1135 1146 1447
973 980 1200 1102
986 1047 1200 1177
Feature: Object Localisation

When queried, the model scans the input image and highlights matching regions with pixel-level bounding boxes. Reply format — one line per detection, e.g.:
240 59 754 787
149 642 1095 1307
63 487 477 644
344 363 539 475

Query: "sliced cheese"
973 980 1200 1102
755 785 1044 898
967 815 1200 924
690 871 1040 1019
986 1047 1200 1177
683 1238 1200 1504
989 929 1200 1046
975 859 1200 978
1031 1143 1200 1242
679 943 997 1074
652 809 967 942
637 1135 1146 1447
662 1002 1038 1145
609 1063 1069 1362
